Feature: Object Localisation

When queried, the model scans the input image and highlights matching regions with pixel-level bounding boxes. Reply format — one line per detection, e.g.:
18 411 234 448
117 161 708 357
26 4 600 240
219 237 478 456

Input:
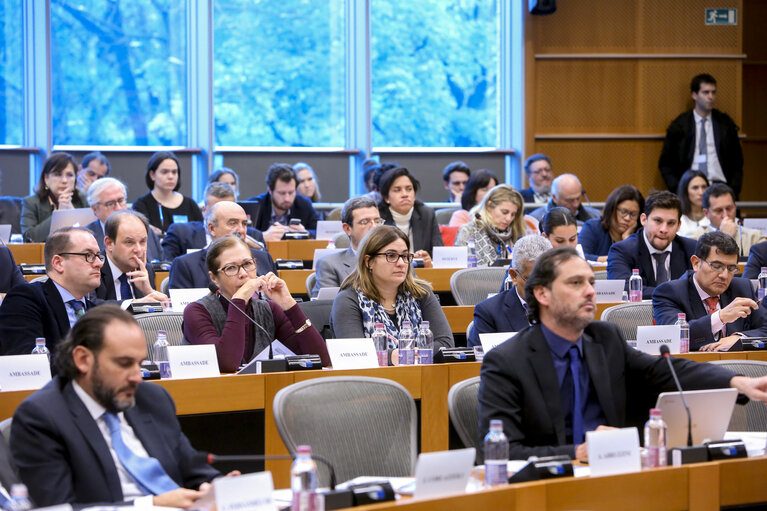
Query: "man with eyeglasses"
529 174 600 225
520 154 554 204
653 231 767 352
311 197 383 297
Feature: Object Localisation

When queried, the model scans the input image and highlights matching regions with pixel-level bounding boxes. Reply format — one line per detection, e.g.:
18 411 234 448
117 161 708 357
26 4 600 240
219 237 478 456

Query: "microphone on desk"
659 344 693 447
208 283 275 360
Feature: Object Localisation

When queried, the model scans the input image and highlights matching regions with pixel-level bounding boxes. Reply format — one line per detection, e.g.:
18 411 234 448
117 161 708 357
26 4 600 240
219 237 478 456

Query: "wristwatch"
295 318 312 334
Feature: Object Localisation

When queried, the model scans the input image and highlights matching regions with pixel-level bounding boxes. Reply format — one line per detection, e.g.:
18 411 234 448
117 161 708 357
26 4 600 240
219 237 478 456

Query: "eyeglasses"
529 167 553 175
59 252 105 264
218 258 257 276
99 197 127 209
616 208 639 220
701 259 739 275
356 218 384 227
375 252 414 264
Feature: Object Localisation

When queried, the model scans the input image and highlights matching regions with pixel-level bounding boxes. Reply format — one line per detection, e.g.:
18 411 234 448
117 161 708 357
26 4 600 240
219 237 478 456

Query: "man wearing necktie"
11 306 230 507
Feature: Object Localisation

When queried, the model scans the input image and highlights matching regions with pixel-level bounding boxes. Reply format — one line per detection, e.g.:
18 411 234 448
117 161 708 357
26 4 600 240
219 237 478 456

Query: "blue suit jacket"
607 228 696 299
519 187 536 203
578 218 614 261
11 377 219 506
0 246 26 293
652 271 767 350
468 289 530 348
86 219 164 263
247 192 318 235
743 241 767 279
168 247 276 289
162 221 265 261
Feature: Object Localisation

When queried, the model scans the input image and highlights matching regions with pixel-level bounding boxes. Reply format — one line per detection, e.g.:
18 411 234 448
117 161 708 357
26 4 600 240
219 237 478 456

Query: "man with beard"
477 246 767 461
10 306 225 507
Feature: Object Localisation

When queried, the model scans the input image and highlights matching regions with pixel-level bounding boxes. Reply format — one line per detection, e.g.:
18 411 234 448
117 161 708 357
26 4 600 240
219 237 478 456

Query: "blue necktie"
569 345 584 445
118 273 133 300
102 412 179 495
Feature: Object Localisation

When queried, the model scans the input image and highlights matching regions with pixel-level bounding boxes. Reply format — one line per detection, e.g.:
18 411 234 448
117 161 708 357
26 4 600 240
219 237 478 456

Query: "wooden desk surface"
8 243 44 265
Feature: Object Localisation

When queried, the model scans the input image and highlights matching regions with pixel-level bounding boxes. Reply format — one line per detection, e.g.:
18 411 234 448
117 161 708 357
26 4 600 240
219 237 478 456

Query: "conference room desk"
8 243 44 265
266 240 328 261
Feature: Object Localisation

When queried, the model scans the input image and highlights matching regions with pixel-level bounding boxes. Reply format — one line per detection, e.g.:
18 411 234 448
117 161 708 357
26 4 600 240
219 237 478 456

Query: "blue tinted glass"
372 0 498 147
0 1 23 145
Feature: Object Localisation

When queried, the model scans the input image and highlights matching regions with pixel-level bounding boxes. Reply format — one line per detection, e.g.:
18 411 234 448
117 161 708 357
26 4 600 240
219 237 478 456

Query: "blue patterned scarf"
356 288 423 349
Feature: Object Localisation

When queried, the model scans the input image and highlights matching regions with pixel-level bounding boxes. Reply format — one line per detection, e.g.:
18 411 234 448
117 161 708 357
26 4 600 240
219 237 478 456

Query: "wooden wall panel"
741 142 767 201
637 0 741 52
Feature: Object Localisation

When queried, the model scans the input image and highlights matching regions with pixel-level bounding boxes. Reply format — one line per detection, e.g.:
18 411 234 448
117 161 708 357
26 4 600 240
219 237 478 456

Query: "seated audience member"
247 163 318 238
0 246 26 293
579 185 644 262
162 182 265 260
132 151 203 236
743 240 767 279
11 306 224 507
449 169 498 227
540 207 578 248
362 158 379 192
519 154 554 204
362 161 400 204
294 162 321 203
454 185 526 266
378 167 443 267
478 246 767 461
330 225 454 350
208 167 240 198
653 231 767 352
677 169 710 237
168 202 276 289
184 236 330 371
76 151 110 194
312 197 382 297
442 161 471 203
22 152 88 242
529 174 600 226
86 177 163 262
468 235 552 348
607 191 696 299
685 183 765 257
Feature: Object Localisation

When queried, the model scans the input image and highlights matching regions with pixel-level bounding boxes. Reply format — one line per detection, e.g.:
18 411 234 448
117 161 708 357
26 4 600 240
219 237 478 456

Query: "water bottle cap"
762 267 767 272
35 337 46 344
402 321 412 327
632 269 640 274
490 419 503 428
677 313 686 320
296 445 312 455
421 321 429 328
158 330 168 336
649 408 662 417
374 323 385 329
10 484 28 498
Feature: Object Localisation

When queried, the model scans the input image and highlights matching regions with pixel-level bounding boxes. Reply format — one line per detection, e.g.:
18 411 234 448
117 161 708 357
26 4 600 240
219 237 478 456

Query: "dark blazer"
0 278 99 356
91 255 156 301
0 246 26 293
312 247 357 297
379 201 443 255
578 218 614 261
86 219 164 263
519 187 536 203
10 377 220 507
659 109 744 198
468 289 530 348
477 321 736 461
246 192 318 234
652 271 767 350
168 247 276 289
607 228 696 299
161 221 265 261
21 191 88 242
132 193 203 234
743 241 767 279
529 199 601 225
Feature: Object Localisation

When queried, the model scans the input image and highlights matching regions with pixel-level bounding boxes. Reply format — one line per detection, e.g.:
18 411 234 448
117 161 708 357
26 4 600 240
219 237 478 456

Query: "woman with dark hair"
330 225 453 350
209 168 240 198
378 167 443 267
677 170 710 237
22 152 87 242
132 151 202 236
579 185 644 262
540 207 578 248
183 235 329 372
449 169 499 227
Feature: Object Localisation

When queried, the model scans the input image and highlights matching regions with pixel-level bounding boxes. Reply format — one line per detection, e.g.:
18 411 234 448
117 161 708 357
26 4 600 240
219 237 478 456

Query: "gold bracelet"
295 318 312 334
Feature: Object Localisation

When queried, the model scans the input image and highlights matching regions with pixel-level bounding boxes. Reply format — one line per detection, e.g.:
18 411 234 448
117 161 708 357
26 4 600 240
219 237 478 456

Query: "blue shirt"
578 218 614 261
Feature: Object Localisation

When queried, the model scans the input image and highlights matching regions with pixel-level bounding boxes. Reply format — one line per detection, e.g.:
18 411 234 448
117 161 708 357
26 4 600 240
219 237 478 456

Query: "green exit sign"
705 8 737 26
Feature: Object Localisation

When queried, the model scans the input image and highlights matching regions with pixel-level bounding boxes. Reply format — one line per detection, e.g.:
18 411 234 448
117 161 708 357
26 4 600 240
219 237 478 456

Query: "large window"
0 0 22 145
213 0 346 147
50 0 188 145
371 0 498 147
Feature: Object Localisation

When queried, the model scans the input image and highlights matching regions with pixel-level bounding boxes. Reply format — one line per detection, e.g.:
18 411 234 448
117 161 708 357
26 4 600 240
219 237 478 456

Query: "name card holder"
316 221 344 241
326 339 379 370
478 332 517 354
636 325 681 354
586 427 641 477
432 247 468 269
166 345 220 379
0 355 52 391
195 471 277 511
413 448 475 500
169 288 209 312
593 280 626 303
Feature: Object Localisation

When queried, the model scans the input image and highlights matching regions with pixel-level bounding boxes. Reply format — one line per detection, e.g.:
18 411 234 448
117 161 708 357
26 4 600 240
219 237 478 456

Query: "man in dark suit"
442 161 470 203
653 231 767 352
0 245 26 293
659 73 743 198
529 174 599 225
519 153 554 204
168 202 276 289
11 306 223 507
743 240 767 279
477 246 767 461
246 163 318 239
607 191 696 299
468 235 552 347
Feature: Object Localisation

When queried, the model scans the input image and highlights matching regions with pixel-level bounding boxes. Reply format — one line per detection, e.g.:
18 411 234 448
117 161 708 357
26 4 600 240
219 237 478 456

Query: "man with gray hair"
467 235 553 347
312 196 383 297
529 173 600 225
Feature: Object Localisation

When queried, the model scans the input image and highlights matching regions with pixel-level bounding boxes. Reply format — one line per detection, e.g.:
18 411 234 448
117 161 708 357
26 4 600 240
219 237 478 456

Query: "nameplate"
312 248 345 269
167 345 220 379
315 221 344 240
196 471 277 511
636 325 680 354
169 288 209 312
186 248 202 254
744 218 767 237
586 427 641 477
316 287 340 300
326 338 379 370
0 355 51 391
413 448 475 499
172 215 189 224
478 332 517 353
594 280 626 303
432 247 468 269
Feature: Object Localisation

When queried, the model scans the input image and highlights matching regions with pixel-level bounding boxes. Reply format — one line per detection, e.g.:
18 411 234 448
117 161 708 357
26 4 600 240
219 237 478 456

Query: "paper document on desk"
253 340 296 360
725 431 767 457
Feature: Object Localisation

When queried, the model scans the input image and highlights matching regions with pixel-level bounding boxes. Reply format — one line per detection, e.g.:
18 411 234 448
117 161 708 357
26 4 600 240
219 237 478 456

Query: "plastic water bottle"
467 238 478 268
7 484 32 511
629 269 643 302
484 420 509 487
153 330 171 378
372 323 388 367
503 272 514 291
643 408 668 469
31 337 50 361
676 313 690 354
416 321 433 365
398 321 415 365
291 445 322 511
758 267 767 301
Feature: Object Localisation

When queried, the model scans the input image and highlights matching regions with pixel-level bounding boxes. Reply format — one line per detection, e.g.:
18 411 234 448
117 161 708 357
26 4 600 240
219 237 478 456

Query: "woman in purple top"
183 235 329 371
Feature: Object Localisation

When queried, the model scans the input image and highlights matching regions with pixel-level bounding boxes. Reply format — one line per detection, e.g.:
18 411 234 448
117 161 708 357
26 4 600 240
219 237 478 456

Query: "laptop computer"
655 388 738 448
0 224 11 244
50 208 97 233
